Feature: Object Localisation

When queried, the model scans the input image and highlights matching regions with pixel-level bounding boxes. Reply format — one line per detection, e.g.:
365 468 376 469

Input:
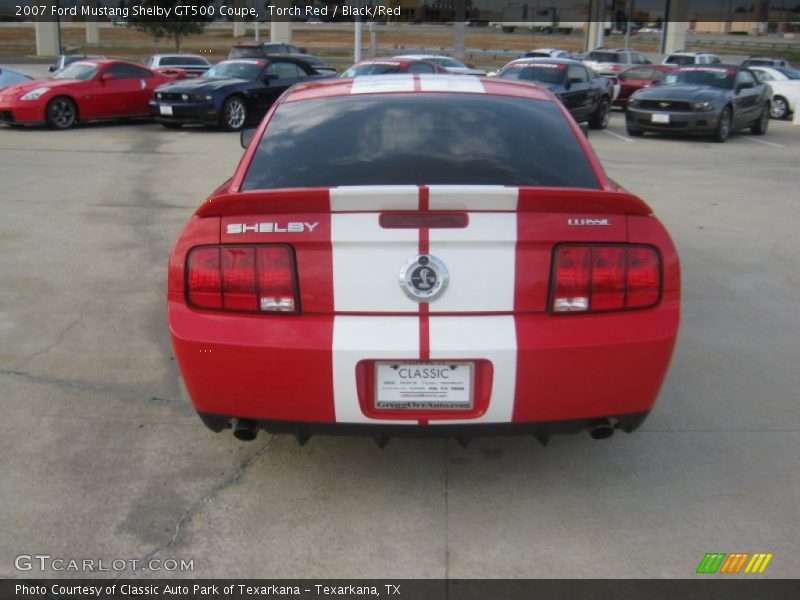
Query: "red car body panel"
167 76 681 437
615 65 677 107
0 60 176 125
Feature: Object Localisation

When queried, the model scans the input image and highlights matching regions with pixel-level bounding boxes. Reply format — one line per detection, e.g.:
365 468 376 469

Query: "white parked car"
145 54 211 77
749 66 800 119
662 52 721 66
393 54 486 76
520 48 572 59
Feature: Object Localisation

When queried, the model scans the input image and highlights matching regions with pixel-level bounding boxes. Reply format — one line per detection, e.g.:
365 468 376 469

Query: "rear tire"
45 96 77 129
712 106 731 143
589 97 610 129
219 96 247 131
750 104 769 135
770 96 789 120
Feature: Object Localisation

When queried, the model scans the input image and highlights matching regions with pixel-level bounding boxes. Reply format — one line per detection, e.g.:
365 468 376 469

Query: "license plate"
651 112 670 124
160 105 173 116
374 361 474 410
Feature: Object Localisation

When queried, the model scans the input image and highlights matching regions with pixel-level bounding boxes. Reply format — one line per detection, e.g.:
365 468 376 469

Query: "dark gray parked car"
625 65 770 142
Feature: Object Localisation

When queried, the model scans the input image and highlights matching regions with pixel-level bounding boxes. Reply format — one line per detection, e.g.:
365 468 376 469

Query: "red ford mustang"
0 59 177 129
167 75 681 446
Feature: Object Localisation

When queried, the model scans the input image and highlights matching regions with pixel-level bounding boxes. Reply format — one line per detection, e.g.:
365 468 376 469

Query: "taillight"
551 244 660 313
186 245 298 313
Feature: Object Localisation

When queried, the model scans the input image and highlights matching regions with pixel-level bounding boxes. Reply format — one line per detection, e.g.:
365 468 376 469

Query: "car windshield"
51 63 98 80
341 63 405 77
204 61 263 79
242 94 599 190
775 67 800 80
588 52 620 62
498 63 567 84
662 68 735 89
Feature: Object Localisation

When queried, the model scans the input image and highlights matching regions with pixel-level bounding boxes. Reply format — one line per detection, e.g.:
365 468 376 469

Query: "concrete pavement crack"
117 435 276 578
0 369 179 405
444 440 450 582
16 308 86 369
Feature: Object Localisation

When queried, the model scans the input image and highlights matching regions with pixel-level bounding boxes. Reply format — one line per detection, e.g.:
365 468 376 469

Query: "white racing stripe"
332 213 418 312
428 185 518 210
351 75 415 94
332 316 419 424
428 212 517 312
428 316 517 424
419 75 485 93
330 186 419 212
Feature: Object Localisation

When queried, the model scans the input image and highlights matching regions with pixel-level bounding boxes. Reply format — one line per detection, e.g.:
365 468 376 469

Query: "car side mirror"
49 66 56 72
100 73 116 82
263 74 277 82
240 127 257 149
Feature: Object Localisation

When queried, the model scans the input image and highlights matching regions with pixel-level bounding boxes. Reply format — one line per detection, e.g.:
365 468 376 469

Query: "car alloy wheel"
713 107 731 143
770 96 788 120
46 97 77 129
590 98 610 129
223 97 247 131
752 106 769 135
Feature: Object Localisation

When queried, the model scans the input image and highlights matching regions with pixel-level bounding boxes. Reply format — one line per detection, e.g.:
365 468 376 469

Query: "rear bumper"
198 411 651 443
170 300 679 429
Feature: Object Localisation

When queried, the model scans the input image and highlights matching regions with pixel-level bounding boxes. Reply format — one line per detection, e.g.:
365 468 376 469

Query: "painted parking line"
741 136 784 148
602 129 636 143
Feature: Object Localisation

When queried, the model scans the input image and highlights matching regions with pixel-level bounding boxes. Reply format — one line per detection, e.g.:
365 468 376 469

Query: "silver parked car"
394 54 486 76
145 54 211 76
583 48 651 75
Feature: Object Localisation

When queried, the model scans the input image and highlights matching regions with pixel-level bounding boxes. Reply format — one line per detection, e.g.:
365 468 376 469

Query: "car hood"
155 77 251 93
634 84 729 101
0 78 83 97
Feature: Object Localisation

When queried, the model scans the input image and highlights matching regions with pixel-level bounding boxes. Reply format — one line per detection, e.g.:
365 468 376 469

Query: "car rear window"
341 63 405 77
229 47 263 59
665 54 696 65
498 63 567 84
242 94 600 190
588 52 620 62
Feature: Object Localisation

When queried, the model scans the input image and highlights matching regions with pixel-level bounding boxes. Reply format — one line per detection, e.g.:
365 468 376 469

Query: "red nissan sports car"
0 59 177 129
167 75 680 446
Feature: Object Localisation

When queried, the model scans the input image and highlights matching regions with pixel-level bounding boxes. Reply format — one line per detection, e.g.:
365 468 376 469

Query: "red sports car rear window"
242 94 600 190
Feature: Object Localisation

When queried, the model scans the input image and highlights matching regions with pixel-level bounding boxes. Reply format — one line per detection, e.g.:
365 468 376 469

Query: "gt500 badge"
399 254 449 303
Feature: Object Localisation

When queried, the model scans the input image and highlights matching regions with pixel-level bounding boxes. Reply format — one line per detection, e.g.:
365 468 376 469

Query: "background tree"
128 0 215 52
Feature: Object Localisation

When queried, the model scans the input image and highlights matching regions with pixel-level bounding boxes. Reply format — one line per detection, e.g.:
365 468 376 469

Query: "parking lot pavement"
1 115 798 579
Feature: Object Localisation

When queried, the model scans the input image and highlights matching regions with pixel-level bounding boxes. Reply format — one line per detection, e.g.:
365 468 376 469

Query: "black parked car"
494 58 612 129
625 65 770 142
150 57 332 131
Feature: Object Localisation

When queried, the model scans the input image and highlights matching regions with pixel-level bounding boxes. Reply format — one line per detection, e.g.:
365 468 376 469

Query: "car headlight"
628 97 640 107
693 101 715 112
20 87 50 101
181 94 189 101
193 94 213 102
156 92 163 100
